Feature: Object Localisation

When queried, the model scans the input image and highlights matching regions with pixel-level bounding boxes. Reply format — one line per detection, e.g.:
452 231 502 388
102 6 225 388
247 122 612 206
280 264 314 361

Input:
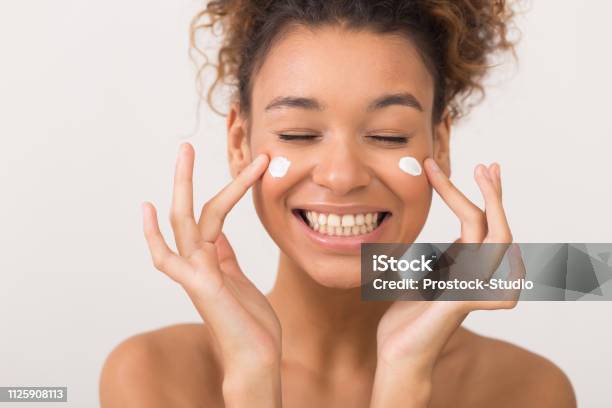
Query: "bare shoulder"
99 323 223 408
462 329 576 408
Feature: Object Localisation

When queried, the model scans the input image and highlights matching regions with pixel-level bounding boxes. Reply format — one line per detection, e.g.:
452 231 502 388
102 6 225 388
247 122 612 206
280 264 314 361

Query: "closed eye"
278 134 319 141
278 134 411 144
367 135 411 144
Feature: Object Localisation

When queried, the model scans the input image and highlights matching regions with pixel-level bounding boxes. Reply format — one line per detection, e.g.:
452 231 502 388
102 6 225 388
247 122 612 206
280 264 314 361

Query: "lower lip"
292 211 390 253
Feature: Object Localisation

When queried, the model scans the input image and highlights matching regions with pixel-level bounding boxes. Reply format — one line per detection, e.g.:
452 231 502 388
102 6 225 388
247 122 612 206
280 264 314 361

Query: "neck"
267 251 392 378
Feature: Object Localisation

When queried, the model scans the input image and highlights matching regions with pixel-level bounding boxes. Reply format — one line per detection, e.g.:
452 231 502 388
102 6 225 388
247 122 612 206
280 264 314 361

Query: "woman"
100 1 576 406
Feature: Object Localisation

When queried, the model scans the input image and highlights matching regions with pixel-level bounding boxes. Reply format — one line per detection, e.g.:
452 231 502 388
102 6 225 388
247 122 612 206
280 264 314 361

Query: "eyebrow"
367 92 423 112
263 92 423 113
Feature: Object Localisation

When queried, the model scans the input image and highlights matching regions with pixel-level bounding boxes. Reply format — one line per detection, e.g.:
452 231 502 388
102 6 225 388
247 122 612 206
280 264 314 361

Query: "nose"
311 138 371 195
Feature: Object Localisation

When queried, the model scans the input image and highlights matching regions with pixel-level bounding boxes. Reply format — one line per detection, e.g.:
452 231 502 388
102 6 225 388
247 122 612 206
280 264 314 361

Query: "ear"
432 111 452 178
227 101 252 179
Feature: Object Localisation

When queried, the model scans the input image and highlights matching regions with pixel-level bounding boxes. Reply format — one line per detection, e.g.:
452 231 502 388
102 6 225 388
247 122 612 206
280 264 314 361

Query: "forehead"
251 24 435 115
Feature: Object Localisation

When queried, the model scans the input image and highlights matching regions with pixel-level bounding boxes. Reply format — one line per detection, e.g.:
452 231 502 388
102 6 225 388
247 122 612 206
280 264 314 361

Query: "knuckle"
187 247 207 266
201 201 214 217
152 254 167 271
202 201 223 221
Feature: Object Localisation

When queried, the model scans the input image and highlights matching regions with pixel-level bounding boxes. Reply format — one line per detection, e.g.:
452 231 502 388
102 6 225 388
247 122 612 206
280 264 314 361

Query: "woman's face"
228 25 450 289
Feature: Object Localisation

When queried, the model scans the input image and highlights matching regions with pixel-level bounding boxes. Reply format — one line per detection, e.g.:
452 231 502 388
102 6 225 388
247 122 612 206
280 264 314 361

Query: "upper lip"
292 203 391 215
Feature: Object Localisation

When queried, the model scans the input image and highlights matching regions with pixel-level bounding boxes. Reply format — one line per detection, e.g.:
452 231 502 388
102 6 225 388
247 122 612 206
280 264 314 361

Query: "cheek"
371 153 432 213
398 171 431 208
375 156 432 242
252 147 315 218
268 156 291 178
366 132 434 203
251 138 297 199
260 154 309 198
398 156 423 176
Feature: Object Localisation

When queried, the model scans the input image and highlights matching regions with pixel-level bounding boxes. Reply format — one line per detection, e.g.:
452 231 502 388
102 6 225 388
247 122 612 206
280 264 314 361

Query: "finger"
487 163 502 196
214 232 245 280
198 154 269 242
473 164 512 278
142 202 191 285
467 244 525 310
424 158 486 242
503 243 526 302
475 164 512 243
170 143 201 256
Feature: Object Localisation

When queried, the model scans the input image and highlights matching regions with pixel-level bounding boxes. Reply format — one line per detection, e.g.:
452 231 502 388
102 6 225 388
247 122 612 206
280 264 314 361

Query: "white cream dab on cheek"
398 156 422 176
268 156 291 178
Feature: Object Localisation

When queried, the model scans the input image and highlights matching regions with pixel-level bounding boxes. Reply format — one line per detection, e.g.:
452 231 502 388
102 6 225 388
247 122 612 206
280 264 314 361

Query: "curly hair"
190 0 517 123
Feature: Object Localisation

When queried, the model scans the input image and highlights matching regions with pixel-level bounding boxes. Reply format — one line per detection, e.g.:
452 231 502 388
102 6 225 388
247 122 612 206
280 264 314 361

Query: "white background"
1 1 611 406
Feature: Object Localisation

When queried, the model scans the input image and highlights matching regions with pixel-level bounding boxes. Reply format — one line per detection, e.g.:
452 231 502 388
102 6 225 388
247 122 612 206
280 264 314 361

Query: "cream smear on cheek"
268 156 291 178
398 156 422 176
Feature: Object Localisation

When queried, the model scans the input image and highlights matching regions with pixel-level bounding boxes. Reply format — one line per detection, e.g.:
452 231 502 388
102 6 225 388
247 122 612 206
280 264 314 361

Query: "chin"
300 256 364 289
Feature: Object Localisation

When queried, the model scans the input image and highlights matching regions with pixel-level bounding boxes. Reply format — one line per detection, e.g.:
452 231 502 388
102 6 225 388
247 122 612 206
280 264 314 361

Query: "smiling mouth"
293 209 391 237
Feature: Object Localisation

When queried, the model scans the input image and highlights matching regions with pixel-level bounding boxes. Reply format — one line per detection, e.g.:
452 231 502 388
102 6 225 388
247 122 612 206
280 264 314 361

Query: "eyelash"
278 134 410 144
368 135 410 144
278 134 319 141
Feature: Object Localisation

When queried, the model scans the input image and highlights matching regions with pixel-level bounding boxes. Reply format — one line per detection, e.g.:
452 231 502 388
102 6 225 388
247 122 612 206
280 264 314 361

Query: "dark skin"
100 325 574 407
100 26 576 407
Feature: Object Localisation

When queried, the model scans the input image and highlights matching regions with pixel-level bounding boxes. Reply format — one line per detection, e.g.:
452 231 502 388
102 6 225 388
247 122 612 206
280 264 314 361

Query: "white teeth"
341 214 355 227
301 210 386 236
327 214 341 227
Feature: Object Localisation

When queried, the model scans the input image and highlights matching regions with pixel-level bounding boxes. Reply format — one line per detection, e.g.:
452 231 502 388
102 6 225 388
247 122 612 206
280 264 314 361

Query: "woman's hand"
142 143 281 408
370 158 525 408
